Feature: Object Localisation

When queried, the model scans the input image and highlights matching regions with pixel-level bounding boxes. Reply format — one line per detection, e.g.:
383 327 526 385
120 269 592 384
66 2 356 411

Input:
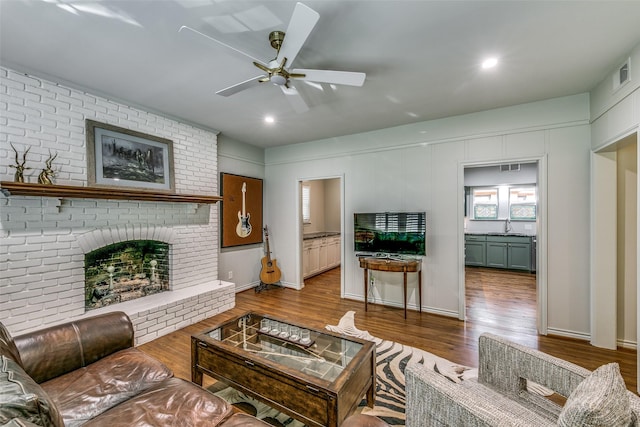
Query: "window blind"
361 212 425 232
302 185 310 223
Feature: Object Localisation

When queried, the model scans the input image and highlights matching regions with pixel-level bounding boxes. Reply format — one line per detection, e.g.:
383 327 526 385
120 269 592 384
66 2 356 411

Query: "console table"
358 257 422 318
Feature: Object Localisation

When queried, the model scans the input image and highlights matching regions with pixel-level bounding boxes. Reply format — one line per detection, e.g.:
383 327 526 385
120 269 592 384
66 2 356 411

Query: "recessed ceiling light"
482 57 498 69
264 115 275 124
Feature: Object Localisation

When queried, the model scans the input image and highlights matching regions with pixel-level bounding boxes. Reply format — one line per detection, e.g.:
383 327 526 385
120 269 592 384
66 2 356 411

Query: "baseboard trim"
546 327 590 341
617 339 638 350
235 280 300 293
547 328 637 350
342 293 458 318
235 281 259 292
422 306 459 318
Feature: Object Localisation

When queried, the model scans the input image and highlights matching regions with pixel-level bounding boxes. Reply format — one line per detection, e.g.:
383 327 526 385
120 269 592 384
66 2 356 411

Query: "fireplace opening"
85 240 170 311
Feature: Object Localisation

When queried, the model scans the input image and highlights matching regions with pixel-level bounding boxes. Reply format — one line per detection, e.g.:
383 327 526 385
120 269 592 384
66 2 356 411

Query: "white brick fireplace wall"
0 67 233 343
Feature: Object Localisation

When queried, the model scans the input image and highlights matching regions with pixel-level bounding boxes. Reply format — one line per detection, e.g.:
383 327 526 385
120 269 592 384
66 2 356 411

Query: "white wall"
265 94 593 336
589 40 640 388
0 67 229 338
591 43 640 143
302 179 327 234
217 135 265 292
617 141 637 348
302 178 340 234
324 178 341 231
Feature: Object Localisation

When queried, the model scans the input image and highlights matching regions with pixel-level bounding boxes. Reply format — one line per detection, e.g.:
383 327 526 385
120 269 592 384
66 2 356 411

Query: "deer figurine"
9 143 31 183
38 151 57 185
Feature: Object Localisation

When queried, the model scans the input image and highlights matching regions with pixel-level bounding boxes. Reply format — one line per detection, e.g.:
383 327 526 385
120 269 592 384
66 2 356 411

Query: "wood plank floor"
139 266 637 392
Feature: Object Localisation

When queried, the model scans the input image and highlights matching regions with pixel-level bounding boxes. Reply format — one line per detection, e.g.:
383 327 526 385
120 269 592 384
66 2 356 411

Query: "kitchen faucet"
504 218 512 233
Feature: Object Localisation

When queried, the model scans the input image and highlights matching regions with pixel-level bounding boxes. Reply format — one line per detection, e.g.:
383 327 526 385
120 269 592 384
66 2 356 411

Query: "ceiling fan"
179 2 366 113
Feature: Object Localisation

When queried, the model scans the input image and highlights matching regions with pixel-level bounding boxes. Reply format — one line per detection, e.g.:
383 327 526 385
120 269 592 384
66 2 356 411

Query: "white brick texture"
0 67 229 337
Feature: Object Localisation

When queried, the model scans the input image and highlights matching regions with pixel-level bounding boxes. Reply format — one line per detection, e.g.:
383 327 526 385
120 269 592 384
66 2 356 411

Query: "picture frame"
86 119 175 192
220 173 263 248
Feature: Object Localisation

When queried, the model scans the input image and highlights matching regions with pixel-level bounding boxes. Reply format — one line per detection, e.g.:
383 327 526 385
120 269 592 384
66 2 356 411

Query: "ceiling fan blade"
253 61 271 74
291 69 366 86
179 25 268 67
216 75 267 97
276 2 319 68
280 85 309 113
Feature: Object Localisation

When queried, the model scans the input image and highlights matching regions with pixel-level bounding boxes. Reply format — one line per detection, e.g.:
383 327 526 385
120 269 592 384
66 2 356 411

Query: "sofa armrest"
628 390 640 422
478 333 591 401
13 311 134 383
406 362 556 427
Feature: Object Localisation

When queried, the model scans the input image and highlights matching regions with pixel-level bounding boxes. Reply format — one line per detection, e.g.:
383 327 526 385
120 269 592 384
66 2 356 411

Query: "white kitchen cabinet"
303 234 341 279
327 236 341 268
303 239 320 277
302 243 311 278
318 238 328 272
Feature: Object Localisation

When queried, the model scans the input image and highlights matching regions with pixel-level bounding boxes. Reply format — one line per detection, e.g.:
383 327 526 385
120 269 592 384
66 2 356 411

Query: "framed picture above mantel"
86 119 175 192
220 173 263 248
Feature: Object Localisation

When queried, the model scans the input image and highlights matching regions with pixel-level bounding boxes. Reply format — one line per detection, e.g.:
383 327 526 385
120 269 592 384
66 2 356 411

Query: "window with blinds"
472 187 499 219
302 185 311 223
509 186 537 220
371 212 426 233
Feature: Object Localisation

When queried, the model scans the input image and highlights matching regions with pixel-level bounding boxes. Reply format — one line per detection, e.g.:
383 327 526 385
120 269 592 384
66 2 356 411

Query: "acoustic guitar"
260 226 282 285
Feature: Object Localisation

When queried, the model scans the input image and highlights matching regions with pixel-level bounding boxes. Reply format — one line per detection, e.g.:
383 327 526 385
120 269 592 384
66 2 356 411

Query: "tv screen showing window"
354 212 426 256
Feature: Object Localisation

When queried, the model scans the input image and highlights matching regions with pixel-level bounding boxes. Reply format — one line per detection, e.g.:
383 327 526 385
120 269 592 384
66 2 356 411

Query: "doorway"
591 132 638 349
298 176 344 294
461 160 545 334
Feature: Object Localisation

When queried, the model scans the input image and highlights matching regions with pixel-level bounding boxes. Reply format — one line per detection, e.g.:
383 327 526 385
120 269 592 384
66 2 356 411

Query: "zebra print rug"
326 311 477 426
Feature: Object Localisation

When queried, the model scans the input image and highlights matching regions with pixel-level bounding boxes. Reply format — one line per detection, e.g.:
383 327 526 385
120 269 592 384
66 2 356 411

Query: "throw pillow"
0 355 64 427
0 322 23 366
557 362 631 427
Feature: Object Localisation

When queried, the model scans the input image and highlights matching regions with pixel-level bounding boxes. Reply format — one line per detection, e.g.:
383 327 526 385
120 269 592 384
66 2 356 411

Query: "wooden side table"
358 257 422 318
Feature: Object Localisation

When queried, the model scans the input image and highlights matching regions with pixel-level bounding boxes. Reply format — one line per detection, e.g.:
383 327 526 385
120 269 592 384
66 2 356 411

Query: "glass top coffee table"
191 311 375 427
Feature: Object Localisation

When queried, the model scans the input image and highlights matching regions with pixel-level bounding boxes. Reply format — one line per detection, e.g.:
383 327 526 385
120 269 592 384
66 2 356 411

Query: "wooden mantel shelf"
0 181 222 204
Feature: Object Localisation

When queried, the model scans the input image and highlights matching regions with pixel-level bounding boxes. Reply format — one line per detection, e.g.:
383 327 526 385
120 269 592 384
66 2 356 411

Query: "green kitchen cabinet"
467 234 533 271
464 234 486 266
507 241 531 270
486 241 507 268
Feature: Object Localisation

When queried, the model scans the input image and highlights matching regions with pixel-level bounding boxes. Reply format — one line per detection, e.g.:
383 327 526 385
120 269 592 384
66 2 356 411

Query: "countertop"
465 232 536 237
303 231 341 240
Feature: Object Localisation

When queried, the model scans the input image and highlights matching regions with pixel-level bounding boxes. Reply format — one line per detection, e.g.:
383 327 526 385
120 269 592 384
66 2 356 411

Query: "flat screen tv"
354 212 426 256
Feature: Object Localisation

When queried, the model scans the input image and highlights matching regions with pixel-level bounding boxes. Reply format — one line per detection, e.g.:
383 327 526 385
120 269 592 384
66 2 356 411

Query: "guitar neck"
264 227 273 262
265 237 271 261
241 185 246 216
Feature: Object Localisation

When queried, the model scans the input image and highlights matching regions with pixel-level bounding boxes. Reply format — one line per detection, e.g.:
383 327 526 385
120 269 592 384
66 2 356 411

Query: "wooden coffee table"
191 312 376 427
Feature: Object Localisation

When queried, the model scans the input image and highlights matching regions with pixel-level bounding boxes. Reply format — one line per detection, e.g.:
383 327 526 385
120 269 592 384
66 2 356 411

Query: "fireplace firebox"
85 240 169 310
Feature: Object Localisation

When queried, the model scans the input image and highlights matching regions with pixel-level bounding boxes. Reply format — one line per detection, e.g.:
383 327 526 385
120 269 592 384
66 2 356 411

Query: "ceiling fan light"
271 74 287 85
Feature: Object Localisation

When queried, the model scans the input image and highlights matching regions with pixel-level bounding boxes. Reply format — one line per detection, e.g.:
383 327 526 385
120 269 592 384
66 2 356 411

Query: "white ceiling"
2 1 640 148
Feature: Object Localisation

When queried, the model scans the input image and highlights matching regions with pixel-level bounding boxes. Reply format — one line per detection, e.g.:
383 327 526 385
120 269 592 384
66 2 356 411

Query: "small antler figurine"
38 151 58 185
9 143 31 183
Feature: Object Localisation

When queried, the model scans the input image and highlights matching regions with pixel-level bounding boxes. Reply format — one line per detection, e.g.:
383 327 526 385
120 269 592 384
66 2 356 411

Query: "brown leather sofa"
0 311 389 427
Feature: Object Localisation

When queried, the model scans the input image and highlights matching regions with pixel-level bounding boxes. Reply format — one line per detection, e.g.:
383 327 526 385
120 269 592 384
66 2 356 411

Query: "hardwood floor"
139 266 637 393
465 266 537 337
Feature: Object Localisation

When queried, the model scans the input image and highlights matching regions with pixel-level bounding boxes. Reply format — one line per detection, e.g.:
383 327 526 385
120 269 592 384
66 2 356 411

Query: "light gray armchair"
406 333 640 426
